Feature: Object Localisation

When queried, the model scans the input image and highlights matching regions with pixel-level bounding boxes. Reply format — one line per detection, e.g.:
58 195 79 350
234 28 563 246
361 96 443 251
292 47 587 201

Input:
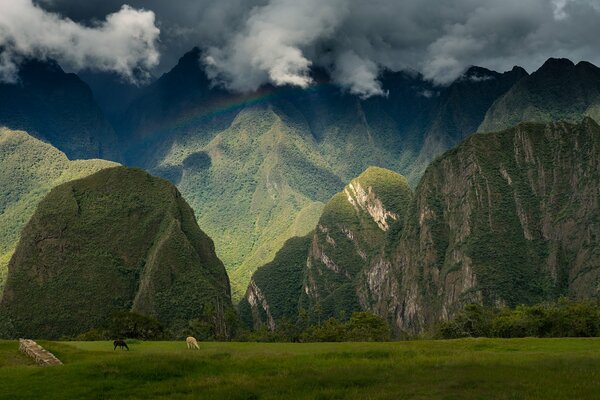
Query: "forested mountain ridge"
115 48 527 296
242 119 600 333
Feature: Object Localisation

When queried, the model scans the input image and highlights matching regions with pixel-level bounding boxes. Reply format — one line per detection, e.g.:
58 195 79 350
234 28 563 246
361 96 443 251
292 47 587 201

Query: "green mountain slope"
0 167 232 339
300 167 413 322
238 234 313 330
241 167 413 328
0 128 118 293
479 59 600 132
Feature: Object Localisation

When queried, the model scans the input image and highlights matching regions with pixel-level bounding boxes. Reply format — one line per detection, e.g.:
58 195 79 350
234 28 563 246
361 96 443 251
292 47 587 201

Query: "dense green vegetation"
241 119 600 335
300 167 414 323
436 299 600 339
241 167 414 330
0 167 232 339
1 339 599 399
238 234 313 330
0 128 117 293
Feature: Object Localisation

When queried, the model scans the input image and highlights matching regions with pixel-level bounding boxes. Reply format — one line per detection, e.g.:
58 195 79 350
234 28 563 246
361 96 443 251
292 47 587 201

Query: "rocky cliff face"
384 118 600 333
241 167 413 329
300 167 413 322
238 235 313 330
0 167 232 338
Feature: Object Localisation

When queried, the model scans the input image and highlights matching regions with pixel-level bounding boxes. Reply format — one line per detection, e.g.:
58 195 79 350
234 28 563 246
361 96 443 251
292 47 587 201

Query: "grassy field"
0 338 599 399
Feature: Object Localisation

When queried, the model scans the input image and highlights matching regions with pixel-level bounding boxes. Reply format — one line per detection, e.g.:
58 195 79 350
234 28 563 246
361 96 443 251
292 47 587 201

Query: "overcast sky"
0 0 598 96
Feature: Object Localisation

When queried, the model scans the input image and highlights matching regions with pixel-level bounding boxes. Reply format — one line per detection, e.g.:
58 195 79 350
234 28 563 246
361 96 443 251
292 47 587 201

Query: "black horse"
113 339 129 351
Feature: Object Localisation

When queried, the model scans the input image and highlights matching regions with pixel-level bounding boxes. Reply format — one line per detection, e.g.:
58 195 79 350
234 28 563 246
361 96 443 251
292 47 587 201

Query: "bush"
0 314 16 339
346 312 391 341
300 312 391 342
108 311 164 340
301 318 347 342
435 304 496 338
436 299 600 339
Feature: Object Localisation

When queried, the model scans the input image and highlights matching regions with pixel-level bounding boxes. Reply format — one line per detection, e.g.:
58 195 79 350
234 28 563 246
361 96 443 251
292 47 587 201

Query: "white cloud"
23 0 600 96
0 0 160 83
204 0 347 92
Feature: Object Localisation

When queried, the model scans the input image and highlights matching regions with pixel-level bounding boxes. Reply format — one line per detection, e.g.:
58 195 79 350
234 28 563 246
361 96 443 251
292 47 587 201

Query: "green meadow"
1 339 599 399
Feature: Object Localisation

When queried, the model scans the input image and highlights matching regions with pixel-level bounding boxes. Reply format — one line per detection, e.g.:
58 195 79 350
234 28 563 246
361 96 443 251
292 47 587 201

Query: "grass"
0 338 598 399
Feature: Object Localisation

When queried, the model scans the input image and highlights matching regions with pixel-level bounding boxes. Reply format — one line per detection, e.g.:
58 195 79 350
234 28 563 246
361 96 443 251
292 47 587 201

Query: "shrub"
346 312 391 341
108 311 164 340
437 299 600 339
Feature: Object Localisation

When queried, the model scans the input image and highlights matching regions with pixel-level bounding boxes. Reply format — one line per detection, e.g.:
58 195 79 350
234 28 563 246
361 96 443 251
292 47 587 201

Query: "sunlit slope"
0 128 118 292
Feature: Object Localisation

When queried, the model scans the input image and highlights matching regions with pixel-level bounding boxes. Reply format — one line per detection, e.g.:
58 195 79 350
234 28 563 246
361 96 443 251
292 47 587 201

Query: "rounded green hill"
1 166 232 339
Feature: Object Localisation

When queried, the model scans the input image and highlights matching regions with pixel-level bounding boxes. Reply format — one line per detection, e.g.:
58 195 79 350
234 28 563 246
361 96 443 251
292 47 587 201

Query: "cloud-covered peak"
18 0 600 97
0 0 160 83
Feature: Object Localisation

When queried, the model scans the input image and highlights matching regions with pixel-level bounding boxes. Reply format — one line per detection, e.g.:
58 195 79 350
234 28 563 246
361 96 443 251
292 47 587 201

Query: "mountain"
384 118 600 333
0 58 120 160
240 167 413 329
300 167 413 322
0 128 118 294
242 119 600 334
479 58 600 132
0 167 232 339
410 66 528 178
117 48 526 299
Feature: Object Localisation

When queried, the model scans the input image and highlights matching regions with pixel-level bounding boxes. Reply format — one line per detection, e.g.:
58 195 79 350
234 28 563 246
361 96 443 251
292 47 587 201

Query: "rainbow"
162 81 336 134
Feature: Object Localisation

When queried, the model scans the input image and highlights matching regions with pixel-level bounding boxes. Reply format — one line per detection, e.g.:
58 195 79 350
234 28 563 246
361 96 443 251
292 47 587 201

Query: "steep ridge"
241 167 413 328
479 58 600 132
0 167 232 339
382 118 600 333
0 58 120 160
410 66 528 178
238 235 313 330
0 128 118 293
300 167 413 322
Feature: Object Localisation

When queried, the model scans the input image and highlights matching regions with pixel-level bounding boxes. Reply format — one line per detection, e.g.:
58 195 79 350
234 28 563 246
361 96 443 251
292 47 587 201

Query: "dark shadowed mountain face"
0 167 232 339
480 58 600 132
0 58 120 161
115 48 527 297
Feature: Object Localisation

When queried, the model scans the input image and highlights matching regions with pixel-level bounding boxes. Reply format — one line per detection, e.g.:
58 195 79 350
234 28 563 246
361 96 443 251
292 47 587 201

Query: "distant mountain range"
107 48 536 297
0 59 120 161
0 49 599 337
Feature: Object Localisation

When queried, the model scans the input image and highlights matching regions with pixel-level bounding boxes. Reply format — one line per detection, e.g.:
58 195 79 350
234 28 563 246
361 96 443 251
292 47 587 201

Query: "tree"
346 312 391 342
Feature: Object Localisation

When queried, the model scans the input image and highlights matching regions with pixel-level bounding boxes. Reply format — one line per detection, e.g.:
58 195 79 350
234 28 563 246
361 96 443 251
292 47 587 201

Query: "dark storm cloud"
16 0 600 96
